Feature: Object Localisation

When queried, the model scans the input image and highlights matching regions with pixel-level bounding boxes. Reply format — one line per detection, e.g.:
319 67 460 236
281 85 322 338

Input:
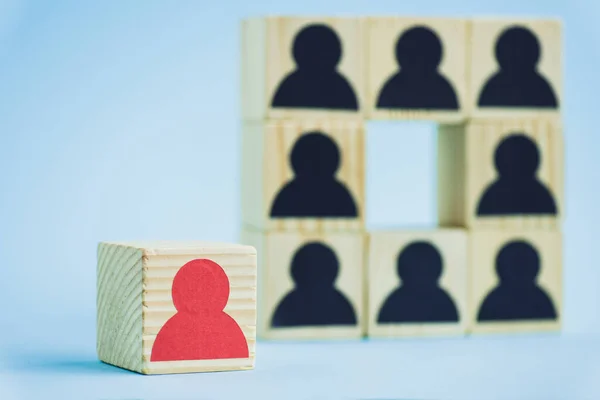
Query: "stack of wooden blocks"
240 15 563 340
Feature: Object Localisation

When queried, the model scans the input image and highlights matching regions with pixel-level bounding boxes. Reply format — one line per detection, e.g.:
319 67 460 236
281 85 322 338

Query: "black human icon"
270 131 358 218
478 240 557 321
271 24 358 110
271 242 357 327
377 241 459 323
376 26 459 110
478 26 558 108
477 133 557 216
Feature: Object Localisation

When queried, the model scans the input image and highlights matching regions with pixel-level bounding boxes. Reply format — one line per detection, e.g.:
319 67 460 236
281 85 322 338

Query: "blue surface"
1 0 599 398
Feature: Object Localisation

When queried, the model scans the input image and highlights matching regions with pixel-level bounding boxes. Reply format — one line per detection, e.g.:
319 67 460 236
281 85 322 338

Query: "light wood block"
366 17 468 122
468 229 562 334
438 119 563 229
97 241 257 374
241 16 366 121
241 119 365 232
241 229 366 340
367 229 468 337
468 18 562 119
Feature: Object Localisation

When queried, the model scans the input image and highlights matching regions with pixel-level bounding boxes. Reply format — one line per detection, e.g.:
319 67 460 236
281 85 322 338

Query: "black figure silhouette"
377 241 459 323
478 240 557 321
376 26 459 110
270 131 358 218
478 26 558 108
271 24 358 110
477 133 557 216
271 242 357 327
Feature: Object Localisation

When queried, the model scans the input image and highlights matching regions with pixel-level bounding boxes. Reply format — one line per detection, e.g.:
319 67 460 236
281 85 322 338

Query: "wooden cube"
367 229 468 337
241 229 365 340
468 18 562 119
468 229 562 334
366 17 468 122
96 241 257 374
438 119 563 229
241 16 366 121
241 119 365 232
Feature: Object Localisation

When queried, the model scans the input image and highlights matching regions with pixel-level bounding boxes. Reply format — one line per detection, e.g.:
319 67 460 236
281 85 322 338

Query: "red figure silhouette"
150 258 249 362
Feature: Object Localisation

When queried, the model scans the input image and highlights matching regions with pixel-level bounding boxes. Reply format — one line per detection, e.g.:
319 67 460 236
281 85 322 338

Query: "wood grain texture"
468 229 562 334
241 229 366 340
241 120 365 233
241 16 366 121
97 243 144 373
437 119 564 229
366 17 469 122
468 18 562 119
367 229 468 338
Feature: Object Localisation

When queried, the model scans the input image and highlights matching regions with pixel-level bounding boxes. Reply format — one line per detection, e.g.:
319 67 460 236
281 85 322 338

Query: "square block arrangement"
367 229 468 337
240 15 564 341
241 229 365 340
469 229 562 334
366 17 469 122
97 241 257 374
241 119 366 232
438 118 564 229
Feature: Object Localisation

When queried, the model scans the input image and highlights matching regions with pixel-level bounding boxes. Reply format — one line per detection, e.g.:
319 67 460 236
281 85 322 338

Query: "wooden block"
438 119 563 229
366 17 468 122
241 119 365 232
96 241 257 374
468 229 562 334
241 229 366 340
468 18 562 119
241 16 366 121
367 229 468 337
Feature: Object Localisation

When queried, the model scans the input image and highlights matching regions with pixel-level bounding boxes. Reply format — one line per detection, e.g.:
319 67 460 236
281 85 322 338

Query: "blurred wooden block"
366 17 468 122
241 16 366 121
241 229 365 340
468 18 562 119
241 120 365 232
367 229 468 337
97 241 257 374
468 229 562 334
438 119 563 229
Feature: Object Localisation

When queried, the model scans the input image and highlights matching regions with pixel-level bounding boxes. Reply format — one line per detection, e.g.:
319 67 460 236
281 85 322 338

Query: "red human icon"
150 258 249 362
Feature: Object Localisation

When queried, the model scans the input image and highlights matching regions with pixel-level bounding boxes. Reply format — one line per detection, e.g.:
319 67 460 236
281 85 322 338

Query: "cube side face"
468 229 562 334
96 243 144 373
437 123 467 227
366 17 469 122
468 18 562 119
253 230 366 340
141 244 257 374
367 229 468 337
242 120 366 232
241 18 267 121
465 119 563 229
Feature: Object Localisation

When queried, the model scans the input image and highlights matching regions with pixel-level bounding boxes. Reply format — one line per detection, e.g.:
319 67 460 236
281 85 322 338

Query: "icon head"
292 24 342 72
290 131 341 179
496 240 540 286
395 26 443 74
495 26 541 74
291 242 339 290
494 133 540 179
171 259 230 313
397 241 443 287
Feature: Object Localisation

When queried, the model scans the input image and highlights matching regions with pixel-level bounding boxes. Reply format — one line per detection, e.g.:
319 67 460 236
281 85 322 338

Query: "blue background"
0 0 599 399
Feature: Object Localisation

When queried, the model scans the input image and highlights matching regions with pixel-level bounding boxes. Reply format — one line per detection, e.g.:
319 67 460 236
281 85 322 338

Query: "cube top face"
469 229 562 334
97 241 257 375
366 17 468 122
469 18 562 119
242 120 365 232
367 229 468 337
242 16 366 121
244 230 365 340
